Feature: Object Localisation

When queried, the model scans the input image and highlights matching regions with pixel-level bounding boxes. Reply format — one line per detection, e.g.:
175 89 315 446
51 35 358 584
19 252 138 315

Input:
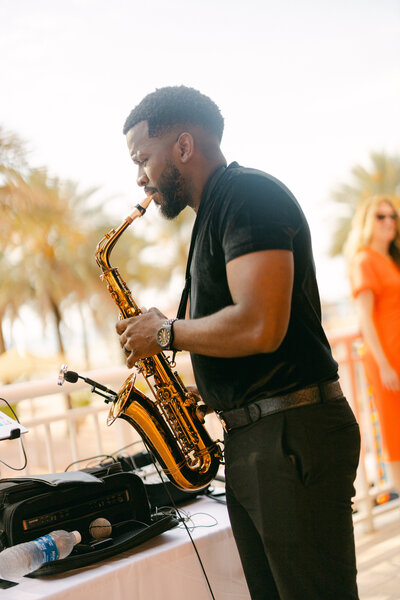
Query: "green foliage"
0 125 29 179
329 152 400 257
0 124 193 369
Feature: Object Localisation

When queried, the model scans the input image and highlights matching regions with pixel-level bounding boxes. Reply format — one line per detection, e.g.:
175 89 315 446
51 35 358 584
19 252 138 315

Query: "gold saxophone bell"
96 197 222 491
107 372 137 425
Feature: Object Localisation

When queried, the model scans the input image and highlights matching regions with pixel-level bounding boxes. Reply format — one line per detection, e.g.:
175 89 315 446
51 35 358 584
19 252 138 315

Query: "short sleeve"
217 173 300 264
351 250 382 298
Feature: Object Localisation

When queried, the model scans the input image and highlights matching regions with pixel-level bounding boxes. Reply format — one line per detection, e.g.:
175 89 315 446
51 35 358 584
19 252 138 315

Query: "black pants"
224 397 360 600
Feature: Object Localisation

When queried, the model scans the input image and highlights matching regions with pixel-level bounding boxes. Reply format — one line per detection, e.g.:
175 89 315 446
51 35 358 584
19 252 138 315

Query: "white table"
0 496 251 600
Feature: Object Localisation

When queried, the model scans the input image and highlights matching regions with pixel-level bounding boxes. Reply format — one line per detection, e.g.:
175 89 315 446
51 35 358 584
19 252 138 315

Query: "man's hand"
196 404 214 423
116 307 167 368
186 385 213 423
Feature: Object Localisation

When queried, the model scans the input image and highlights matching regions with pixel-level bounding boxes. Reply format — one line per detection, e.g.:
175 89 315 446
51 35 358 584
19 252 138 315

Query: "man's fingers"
116 318 130 334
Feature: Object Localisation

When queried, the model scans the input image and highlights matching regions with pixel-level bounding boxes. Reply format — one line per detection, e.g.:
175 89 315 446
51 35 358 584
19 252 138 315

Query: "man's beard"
157 161 191 220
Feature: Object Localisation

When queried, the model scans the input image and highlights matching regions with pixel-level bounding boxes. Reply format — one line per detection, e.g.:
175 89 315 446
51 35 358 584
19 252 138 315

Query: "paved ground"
355 503 400 600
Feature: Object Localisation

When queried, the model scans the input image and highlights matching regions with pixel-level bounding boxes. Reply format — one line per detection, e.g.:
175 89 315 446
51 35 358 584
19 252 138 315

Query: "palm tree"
0 255 34 355
0 127 32 353
0 125 29 181
329 152 400 256
0 125 194 385
1 167 166 369
9 172 110 352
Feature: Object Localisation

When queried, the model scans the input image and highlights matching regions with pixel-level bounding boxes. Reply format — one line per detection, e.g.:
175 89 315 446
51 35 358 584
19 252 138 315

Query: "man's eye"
133 157 147 166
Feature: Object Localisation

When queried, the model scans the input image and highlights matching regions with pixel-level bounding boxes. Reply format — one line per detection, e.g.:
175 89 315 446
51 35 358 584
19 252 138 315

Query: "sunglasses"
375 213 398 221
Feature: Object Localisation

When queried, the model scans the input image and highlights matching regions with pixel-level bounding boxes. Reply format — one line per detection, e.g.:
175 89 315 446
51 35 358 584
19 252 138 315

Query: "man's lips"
147 191 160 204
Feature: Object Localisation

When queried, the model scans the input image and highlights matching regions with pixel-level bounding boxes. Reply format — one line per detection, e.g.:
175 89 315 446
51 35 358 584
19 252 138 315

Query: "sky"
1 0 400 305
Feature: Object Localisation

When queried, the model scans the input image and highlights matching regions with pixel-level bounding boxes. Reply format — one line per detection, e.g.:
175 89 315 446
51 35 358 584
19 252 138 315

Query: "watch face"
157 327 171 348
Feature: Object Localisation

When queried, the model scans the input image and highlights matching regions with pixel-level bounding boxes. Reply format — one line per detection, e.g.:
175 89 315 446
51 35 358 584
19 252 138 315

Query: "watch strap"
166 318 178 350
159 318 178 351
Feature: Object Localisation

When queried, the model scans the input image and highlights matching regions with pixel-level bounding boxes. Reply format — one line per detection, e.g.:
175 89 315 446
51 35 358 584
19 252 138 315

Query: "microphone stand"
58 365 118 403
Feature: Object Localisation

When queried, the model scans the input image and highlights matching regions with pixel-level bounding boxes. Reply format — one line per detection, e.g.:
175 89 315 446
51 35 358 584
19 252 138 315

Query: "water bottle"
0 529 81 579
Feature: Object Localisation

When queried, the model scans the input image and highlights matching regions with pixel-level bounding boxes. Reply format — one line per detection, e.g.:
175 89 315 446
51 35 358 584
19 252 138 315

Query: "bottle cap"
72 531 82 544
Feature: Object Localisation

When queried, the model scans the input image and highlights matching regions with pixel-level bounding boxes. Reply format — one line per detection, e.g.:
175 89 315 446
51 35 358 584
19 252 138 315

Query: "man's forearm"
173 305 283 357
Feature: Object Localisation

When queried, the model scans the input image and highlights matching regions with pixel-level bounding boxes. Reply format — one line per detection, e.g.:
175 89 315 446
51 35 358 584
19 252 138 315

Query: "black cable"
64 454 117 471
112 441 217 599
59 439 219 599
0 398 28 471
112 440 144 457
205 489 227 505
175 511 218 531
139 440 217 600
56 397 219 600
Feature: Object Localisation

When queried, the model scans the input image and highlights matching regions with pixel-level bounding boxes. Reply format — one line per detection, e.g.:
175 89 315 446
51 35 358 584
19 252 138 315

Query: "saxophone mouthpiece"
141 195 153 210
126 196 153 223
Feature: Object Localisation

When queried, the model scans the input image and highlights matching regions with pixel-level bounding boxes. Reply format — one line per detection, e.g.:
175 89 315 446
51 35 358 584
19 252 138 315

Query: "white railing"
0 366 145 477
0 338 397 532
328 332 399 531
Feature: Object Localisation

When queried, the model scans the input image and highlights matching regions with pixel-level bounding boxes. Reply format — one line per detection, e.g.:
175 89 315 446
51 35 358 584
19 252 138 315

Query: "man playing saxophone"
116 86 360 600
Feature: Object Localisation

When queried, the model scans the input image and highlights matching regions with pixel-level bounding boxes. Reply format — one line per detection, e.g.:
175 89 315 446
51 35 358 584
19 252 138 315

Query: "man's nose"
137 167 148 187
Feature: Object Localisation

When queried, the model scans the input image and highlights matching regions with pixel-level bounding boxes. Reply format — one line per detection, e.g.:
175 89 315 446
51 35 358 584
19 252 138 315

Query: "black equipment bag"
0 463 178 576
116 451 210 510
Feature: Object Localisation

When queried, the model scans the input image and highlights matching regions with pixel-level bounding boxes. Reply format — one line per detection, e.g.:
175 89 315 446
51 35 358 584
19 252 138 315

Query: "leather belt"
217 380 343 433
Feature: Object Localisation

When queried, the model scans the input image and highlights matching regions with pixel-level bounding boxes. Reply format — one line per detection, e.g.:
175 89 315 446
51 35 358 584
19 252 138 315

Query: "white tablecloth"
0 496 250 600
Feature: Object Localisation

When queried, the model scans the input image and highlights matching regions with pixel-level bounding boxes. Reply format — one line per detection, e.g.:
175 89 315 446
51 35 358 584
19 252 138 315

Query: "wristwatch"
156 318 178 351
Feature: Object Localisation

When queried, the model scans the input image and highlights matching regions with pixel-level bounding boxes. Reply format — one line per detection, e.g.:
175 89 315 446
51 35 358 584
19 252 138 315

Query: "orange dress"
351 247 400 461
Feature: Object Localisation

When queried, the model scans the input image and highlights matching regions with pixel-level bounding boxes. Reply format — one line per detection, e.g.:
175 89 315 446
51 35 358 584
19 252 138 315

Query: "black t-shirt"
188 162 338 412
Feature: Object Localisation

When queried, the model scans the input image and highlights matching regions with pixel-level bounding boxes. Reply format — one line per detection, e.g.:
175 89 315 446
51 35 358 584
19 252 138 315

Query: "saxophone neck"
95 197 153 270
95 218 131 270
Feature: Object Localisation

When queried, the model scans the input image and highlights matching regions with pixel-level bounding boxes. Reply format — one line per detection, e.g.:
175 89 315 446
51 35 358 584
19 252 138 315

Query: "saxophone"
95 197 222 491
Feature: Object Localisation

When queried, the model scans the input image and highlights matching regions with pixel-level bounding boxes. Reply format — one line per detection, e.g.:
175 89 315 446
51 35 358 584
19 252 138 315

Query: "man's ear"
174 132 194 164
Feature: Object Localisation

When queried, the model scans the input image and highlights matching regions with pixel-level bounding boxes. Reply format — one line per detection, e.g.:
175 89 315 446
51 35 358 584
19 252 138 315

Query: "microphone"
58 365 117 400
64 370 79 383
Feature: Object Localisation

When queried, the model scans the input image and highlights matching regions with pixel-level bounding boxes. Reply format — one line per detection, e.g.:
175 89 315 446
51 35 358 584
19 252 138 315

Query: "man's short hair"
123 85 224 141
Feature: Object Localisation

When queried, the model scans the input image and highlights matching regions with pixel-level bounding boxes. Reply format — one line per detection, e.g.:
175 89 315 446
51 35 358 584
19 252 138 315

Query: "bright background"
1 4 398 539
1 0 399 303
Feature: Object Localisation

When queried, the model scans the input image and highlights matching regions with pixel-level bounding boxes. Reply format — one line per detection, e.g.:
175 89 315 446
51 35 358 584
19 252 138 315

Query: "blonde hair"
344 195 400 267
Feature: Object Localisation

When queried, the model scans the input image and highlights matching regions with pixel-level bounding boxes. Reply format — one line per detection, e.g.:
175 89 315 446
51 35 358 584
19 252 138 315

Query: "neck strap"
176 165 226 320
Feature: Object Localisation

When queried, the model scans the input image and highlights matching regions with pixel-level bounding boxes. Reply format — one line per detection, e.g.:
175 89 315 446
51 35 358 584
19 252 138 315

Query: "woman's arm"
355 289 400 391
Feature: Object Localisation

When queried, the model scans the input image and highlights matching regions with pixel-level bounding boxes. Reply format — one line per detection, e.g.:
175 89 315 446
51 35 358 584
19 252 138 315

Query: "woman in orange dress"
345 195 400 494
